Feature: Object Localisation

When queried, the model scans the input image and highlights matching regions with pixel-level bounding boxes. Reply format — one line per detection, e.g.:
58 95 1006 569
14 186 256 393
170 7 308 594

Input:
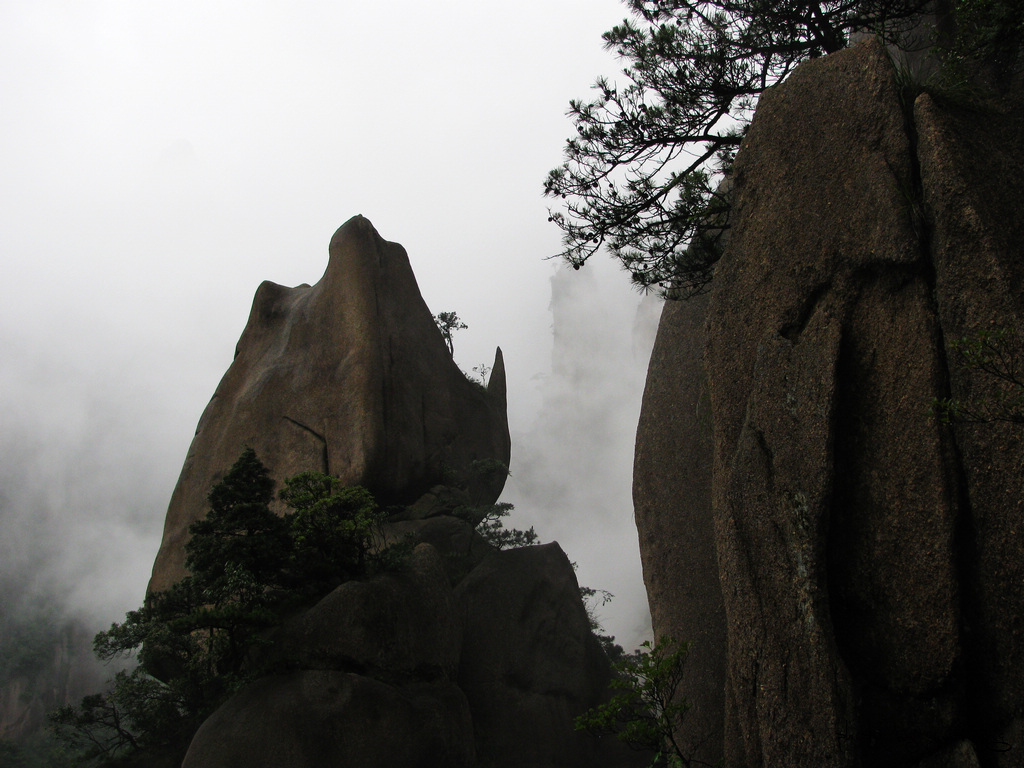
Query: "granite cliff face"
635 38 1024 768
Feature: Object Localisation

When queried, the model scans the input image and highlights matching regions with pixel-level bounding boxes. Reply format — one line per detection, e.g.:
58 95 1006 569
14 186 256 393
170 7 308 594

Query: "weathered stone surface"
632 291 726 766
150 216 510 593
454 542 644 768
633 37 1024 768
708 38 961 767
265 543 459 680
913 740 981 768
181 671 475 768
182 533 637 767
142 218 640 766
177 527 637 767
916 80 1024 766
387 484 472 522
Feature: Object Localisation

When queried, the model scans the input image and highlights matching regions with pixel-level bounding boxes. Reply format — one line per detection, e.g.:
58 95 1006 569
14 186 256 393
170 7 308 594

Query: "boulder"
143 218 638 766
453 542 643 768
183 535 638 768
150 216 510 593
916 80 1024 766
181 671 476 768
708 38 962 766
383 514 495 587
265 543 460 681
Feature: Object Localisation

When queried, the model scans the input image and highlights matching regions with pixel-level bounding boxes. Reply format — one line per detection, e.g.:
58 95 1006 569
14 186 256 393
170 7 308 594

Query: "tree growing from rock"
433 311 468 355
543 0 1013 298
576 636 699 767
932 327 1024 424
51 450 399 767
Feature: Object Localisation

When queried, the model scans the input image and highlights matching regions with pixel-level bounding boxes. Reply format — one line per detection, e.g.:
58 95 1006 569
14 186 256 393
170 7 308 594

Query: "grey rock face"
264 543 460 680
916 77 1024 767
150 216 510 593
633 292 725 767
182 530 642 768
454 542 630 768
635 38 1024 767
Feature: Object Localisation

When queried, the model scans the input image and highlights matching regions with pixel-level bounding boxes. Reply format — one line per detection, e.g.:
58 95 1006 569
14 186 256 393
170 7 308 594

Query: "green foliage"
0 733 76 768
50 669 188 765
279 474 385 594
579 585 625 662
467 458 509 489
947 0 1024 78
433 310 468 355
933 327 1024 425
465 361 492 391
576 636 696 767
447 460 538 550
51 450 403 767
185 447 290 607
544 0 1003 298
432 311 493 391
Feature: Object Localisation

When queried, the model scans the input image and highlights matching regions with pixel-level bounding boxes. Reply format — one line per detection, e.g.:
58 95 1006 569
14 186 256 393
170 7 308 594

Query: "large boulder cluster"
184 534 629 768
155 217 636 767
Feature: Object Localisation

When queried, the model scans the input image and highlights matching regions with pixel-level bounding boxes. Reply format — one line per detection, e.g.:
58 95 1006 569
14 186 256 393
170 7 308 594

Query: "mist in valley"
0 2 663 737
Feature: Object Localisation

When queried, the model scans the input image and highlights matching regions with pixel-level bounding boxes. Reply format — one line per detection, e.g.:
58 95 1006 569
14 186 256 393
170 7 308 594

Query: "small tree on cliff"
543 0 1009 298
51 450 399 766
932 327 1024 425
434 311 468 355
576 636 698 767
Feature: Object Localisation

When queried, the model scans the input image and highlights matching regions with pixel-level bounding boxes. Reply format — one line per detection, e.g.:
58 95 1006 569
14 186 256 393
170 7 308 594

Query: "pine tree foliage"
544 0 937 297
433 311 468 356
932 327 1024 425
51 450 398 766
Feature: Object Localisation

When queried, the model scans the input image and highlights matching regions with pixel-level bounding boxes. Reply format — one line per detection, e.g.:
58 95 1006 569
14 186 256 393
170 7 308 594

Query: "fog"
0 0 659 652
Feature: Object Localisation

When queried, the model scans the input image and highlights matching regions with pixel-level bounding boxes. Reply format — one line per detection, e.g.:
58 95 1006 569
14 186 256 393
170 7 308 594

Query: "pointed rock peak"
328 214 375 252
322 215 405 289
487 347 507 405
149 218 510 594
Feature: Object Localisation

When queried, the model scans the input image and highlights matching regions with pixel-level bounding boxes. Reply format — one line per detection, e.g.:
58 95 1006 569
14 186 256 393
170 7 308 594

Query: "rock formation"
633 291 725 768
150 215 510 594
152 218 637 767
183 537 638 768
635 38 1024 767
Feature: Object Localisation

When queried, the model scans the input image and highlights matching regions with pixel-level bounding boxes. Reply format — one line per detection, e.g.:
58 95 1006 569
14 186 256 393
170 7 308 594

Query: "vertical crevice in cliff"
282 416 330 474
892 58 991 759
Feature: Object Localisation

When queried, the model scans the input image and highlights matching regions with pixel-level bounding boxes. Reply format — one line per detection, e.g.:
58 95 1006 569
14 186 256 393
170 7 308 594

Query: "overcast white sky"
0 0 661 649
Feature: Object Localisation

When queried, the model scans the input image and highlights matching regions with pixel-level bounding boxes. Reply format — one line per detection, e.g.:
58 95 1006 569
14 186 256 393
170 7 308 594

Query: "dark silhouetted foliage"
932 327 1024 425
51 450 400 767
433 310 468 355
